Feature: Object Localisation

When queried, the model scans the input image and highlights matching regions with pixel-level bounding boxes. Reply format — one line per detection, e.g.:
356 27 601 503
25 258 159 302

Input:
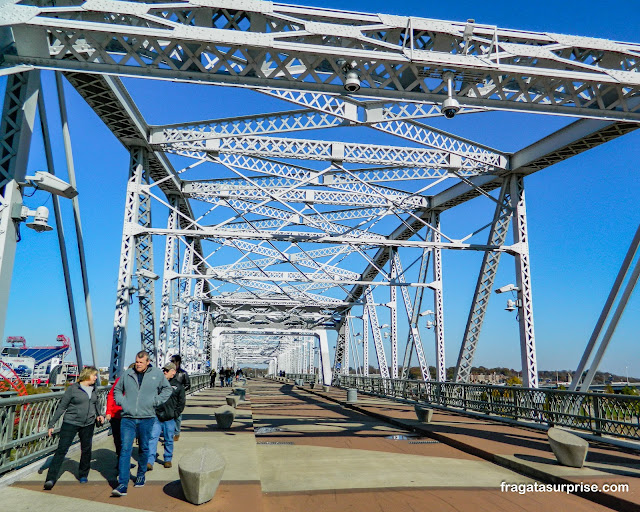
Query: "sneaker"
134 475 145 488
111 484 128 497
43 480 54 490
173 435 180 441
163 461 172 468
146 463 153 471
79 477 88 483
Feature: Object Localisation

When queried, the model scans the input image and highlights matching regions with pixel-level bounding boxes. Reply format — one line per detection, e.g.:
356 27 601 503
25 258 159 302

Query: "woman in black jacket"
44 366 104 489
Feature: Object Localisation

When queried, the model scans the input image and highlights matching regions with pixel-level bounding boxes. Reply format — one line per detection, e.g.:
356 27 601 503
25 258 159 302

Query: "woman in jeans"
44 366 104 489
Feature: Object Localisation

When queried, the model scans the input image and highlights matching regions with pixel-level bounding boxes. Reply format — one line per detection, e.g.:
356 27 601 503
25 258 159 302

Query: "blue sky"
2 0 638 378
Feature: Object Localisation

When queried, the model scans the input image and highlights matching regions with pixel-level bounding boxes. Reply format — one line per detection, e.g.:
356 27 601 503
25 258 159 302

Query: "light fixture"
419 310 434 317
337 58 360 92
379 323 389 329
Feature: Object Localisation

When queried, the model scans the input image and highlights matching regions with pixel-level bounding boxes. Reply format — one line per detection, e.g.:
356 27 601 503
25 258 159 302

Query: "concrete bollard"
322 385 330 392
414 404 433 423
547 427 589 468
346 388 357 404
226 395 239 408
233 387 246 400
179 448 226 505
214 405 236 429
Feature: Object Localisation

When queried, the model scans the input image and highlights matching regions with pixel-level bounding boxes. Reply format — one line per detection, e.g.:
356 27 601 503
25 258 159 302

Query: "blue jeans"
118 417 154 487
175 414 182 435
147 418 176 465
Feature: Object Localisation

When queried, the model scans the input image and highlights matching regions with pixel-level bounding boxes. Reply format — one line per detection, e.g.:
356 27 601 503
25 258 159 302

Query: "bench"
547 427 589 468
178 448 226 505
414 404 433 423
214 405 235 429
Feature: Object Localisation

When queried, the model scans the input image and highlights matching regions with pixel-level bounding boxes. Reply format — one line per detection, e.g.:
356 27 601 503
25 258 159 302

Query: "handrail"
0 373 209 476
287 374 640 441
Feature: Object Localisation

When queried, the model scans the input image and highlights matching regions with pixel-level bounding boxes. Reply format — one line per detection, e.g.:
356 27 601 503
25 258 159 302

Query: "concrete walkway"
1 378 637 511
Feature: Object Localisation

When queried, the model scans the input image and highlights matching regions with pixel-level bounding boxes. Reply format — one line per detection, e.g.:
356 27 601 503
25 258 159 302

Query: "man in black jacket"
170 354 190 441
147 362 186 469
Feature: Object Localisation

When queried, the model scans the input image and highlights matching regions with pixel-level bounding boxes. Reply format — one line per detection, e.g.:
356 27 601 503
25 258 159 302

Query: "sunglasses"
163 369 170 373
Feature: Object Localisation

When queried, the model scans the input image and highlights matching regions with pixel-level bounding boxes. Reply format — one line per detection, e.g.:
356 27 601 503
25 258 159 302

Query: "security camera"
25 171 78 199
344 70 360 92
136 268 160 280
495 284 520 294
441 97 460 119
25 206 53 232
505 299 518 312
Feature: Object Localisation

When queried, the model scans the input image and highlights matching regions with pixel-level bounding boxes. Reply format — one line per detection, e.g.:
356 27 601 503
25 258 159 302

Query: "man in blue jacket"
111 350 172 497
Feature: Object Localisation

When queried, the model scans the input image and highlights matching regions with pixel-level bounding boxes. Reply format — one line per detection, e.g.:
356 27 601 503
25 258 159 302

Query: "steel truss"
1 0 638 385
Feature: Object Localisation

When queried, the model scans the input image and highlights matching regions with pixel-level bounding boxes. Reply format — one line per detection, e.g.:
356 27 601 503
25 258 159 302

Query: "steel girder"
110 149 148 379
3 1 640 121
454 177 514 384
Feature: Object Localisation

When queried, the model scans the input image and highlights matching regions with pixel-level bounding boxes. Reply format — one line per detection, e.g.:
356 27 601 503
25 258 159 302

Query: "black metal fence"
318 375 640 441
0 373 209 476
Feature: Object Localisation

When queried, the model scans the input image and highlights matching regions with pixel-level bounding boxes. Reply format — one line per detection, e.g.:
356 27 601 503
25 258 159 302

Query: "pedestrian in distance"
111 351 172 497
219 369 225 387
147 362 186 470
210 367 217 388
44 366 104 490
170 354 190 441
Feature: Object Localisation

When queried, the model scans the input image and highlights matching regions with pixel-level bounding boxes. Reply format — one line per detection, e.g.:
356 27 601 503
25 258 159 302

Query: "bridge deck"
1 379 639 511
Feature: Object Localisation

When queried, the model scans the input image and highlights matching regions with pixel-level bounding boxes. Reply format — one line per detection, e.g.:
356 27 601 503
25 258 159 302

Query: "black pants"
210 377 216 388
110 417 122 458
46 422 95 482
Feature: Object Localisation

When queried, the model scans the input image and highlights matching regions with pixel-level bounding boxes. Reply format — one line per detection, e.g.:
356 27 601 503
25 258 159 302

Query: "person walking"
219 369 225 387
209 367 217 388
170 354 190 441
105 376 123 466
147 362 185 470
111 351 172 497
43 366 104 490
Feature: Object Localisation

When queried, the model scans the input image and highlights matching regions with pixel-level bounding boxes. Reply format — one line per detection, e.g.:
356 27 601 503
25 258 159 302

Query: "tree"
505 376 522 386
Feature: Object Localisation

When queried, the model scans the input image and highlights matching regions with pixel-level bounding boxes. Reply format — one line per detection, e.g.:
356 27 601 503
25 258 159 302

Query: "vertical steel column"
178 241 194 357
158 196 180 366
455 177 514 383
332 323 347 378
109 149 146 380
317 330 332 385
431 212 446 382
134 149 157 362
389 249 399 378
395 253 430 381
510 176 538 388
54 72 98 368
365 287 390 378
0 72 39 340
362 307 369 376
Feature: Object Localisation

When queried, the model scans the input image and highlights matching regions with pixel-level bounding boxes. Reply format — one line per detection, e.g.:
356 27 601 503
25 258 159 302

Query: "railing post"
593 394 603 436
462 384 467 411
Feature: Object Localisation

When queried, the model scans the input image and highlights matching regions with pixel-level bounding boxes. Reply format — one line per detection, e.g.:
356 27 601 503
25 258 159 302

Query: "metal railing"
334 376 640 441
0 373 208 476
285 373 317 385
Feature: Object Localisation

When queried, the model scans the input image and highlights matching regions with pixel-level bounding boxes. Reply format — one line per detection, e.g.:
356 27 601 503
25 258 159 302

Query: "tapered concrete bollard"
233 387 246 400
322 385 330 392
547 427 589 468
346 388 357 404
414 405 433 423
214 406 236 429
179 448 226 505
226 395 239 408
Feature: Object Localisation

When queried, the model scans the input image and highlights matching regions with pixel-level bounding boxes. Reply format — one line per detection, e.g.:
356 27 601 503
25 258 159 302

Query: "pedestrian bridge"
1 379 639 512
